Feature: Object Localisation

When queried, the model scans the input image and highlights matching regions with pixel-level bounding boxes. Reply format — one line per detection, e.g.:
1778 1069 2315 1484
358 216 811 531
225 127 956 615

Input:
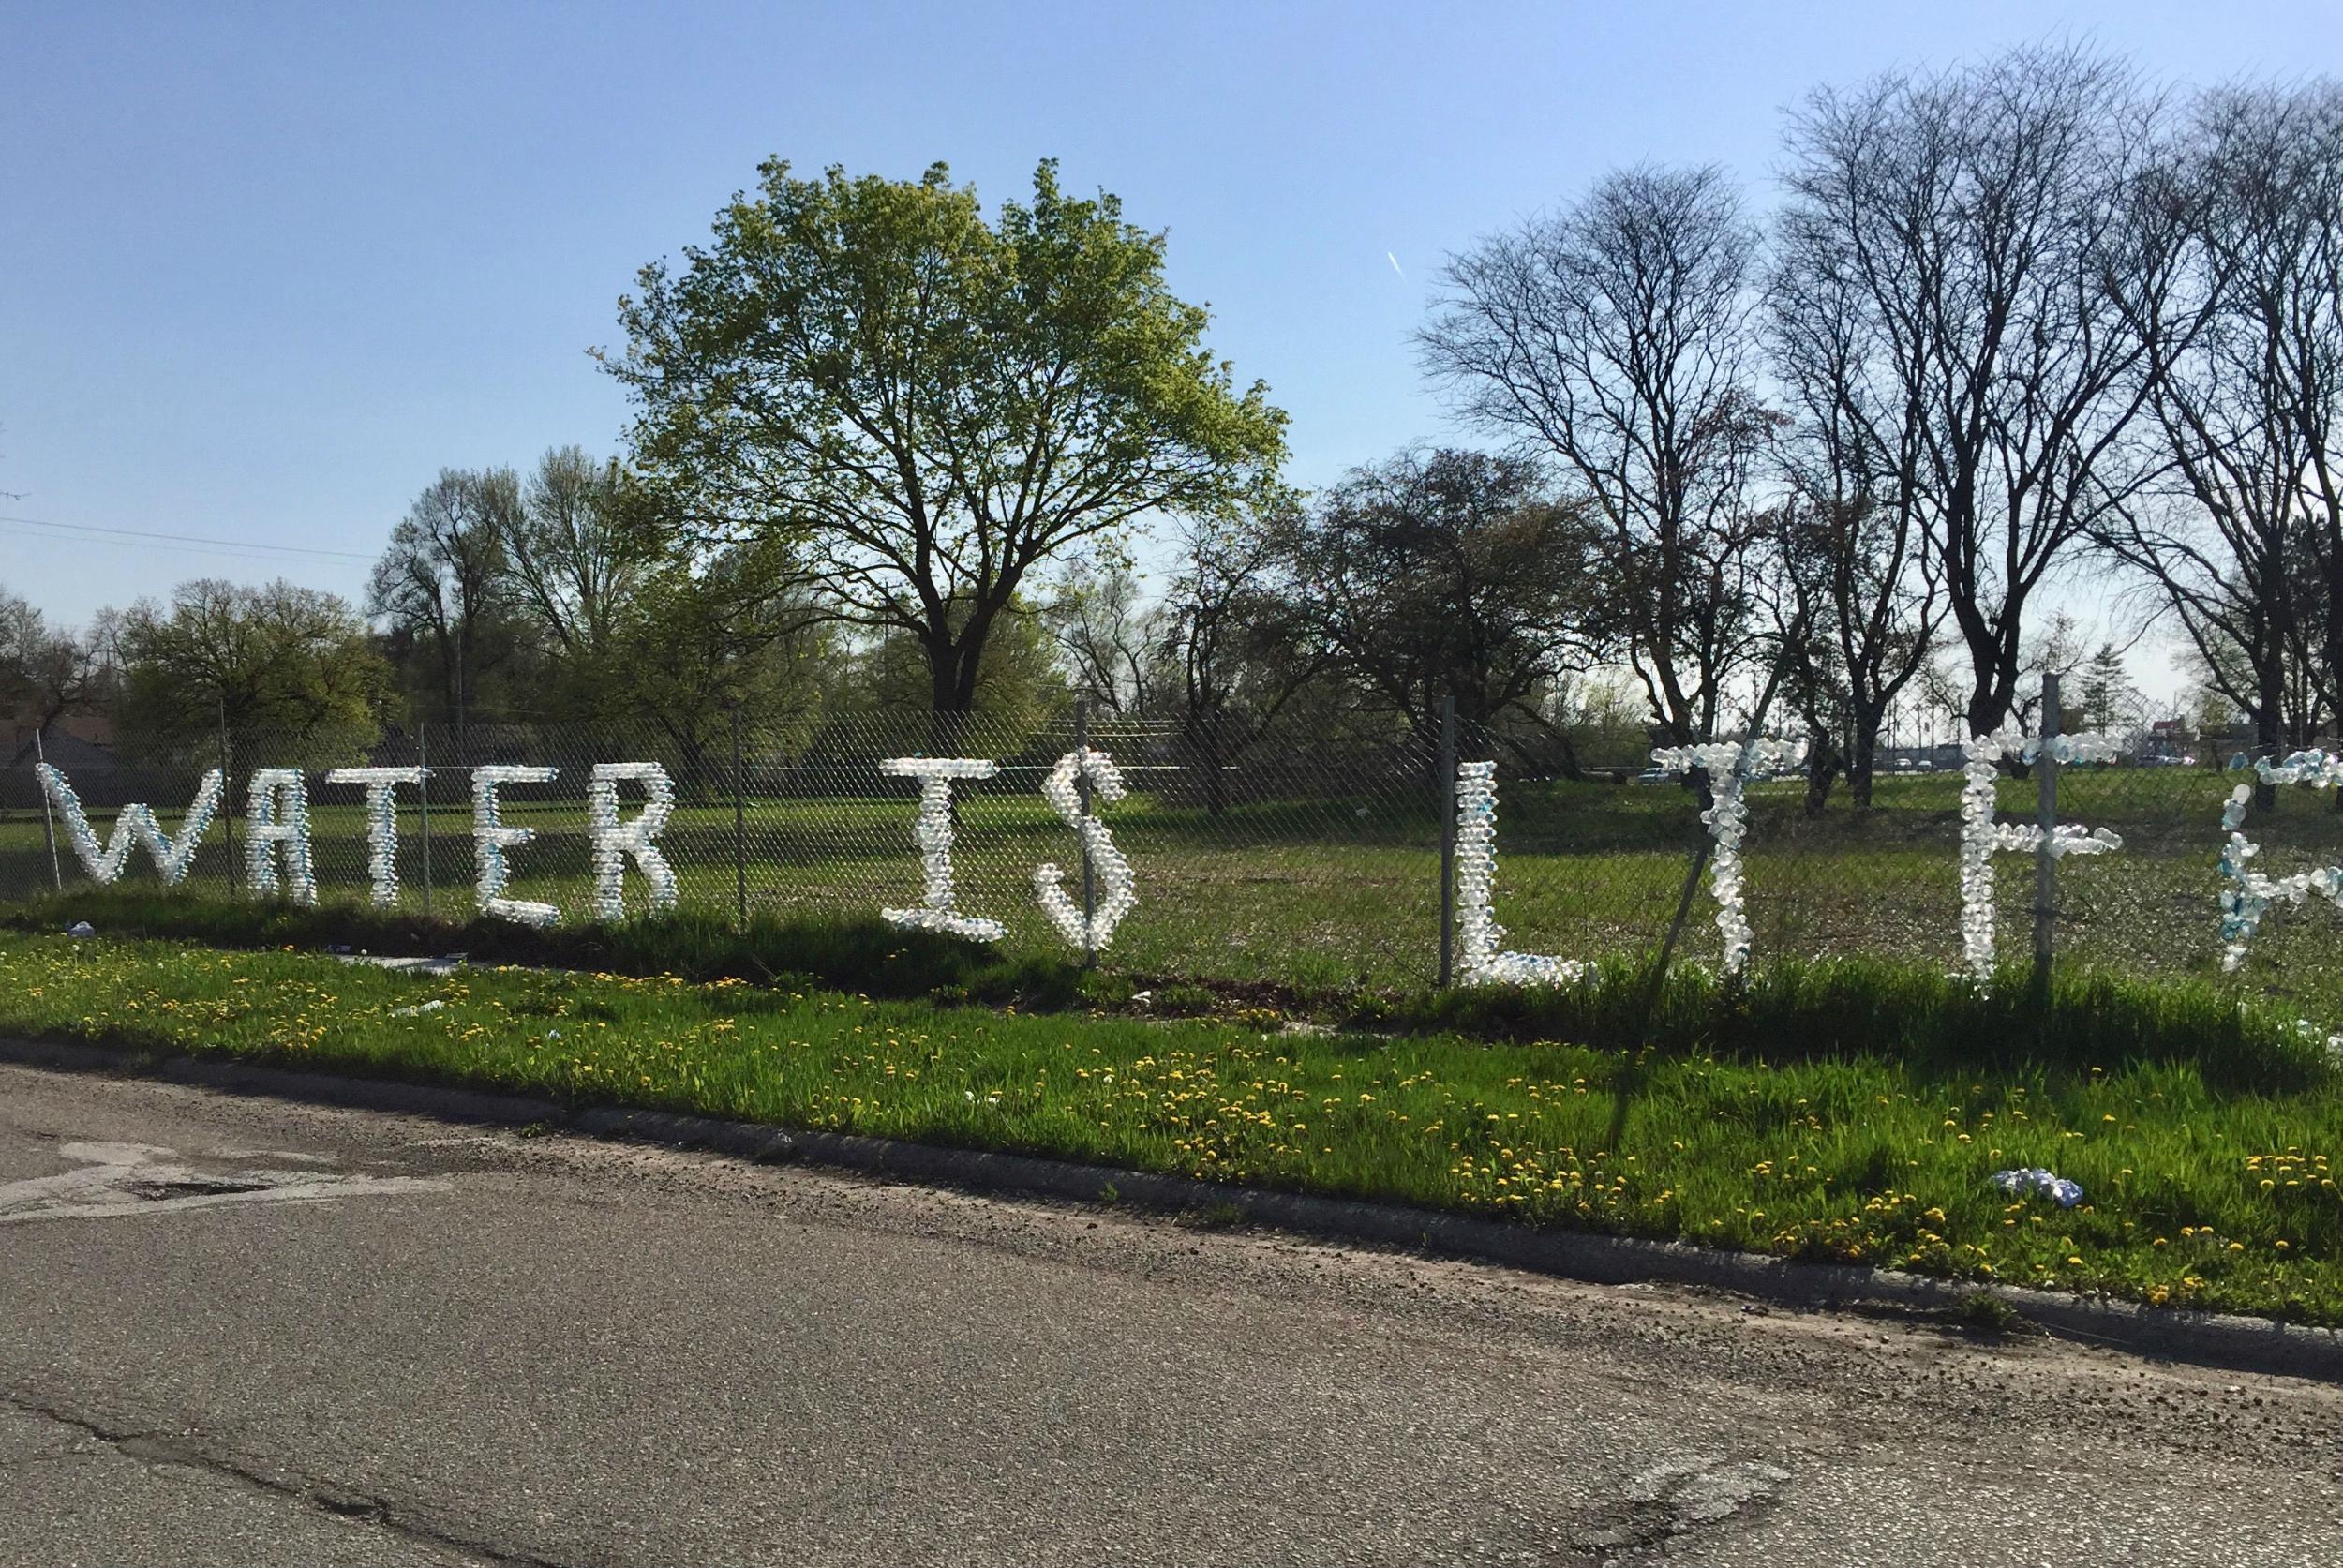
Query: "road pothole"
1 1140 448 1221
124 1178 273 1202
1573 1454 1792 1557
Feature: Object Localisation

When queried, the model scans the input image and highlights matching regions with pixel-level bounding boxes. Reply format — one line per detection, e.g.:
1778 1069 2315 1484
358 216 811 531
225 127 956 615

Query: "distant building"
4 709 117 770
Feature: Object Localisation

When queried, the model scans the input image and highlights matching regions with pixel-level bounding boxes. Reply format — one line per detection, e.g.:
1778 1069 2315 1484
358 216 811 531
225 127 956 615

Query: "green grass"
7 887 2336 1089
4 928 2341 1326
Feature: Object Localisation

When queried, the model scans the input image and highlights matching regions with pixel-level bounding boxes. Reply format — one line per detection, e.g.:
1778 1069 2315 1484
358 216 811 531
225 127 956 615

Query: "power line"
0 512 377 562
0 521 359 572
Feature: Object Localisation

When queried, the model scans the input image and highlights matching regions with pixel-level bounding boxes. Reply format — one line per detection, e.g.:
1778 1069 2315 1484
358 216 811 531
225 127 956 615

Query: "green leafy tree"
115 579 391 764
2079 643 2143 735
602 157 1287 726
843 597 1069 749
573 541 832 786
1262 448 1604 767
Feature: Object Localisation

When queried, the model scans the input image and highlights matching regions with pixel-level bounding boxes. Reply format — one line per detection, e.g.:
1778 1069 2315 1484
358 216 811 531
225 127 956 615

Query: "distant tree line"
8 46 2337 816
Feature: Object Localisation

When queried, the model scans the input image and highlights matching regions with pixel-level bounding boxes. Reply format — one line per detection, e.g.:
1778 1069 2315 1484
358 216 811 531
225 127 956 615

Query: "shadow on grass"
0 888 1088 1011
6 889 2332 1098
1368 953 2335 1097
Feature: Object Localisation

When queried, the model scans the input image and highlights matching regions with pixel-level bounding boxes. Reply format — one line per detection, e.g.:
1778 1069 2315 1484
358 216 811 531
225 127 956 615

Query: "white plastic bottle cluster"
1035 748 1137 951
1956 726 2123 978
36 762 222 886
588 762 679 921
245 768 318 905
322 766 427 907
1649 739 1804 975
2217 749 2343 970
1453 761 1583 986
472 765 561 927
878 757 1007 941
31 724 2325 984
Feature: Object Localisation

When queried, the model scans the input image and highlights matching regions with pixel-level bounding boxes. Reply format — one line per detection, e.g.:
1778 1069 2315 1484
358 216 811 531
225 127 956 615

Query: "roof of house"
5 725 121 772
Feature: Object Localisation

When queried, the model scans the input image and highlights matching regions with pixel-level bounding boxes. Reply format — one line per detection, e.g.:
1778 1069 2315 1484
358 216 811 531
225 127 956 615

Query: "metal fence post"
1074 699 1097 968
732 705 748 933
1437 694 1457 988
217 697 238 895
417 724 433 919
32 728 62 891
2033 670 2062 978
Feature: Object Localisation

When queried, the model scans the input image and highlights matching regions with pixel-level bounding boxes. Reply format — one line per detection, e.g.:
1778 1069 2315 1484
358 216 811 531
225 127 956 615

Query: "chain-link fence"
1453 712 2343 1017
5 706 2340 1009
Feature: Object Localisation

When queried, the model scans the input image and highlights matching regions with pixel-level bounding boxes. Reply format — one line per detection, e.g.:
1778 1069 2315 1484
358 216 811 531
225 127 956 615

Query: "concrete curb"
8 1035 2340 1383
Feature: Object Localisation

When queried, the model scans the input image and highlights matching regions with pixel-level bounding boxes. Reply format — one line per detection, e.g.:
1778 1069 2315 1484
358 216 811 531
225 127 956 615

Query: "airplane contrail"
1388 252 1405 279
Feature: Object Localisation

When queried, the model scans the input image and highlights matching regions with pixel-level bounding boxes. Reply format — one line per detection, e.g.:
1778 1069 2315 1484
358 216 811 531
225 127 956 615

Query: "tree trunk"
2256 657 2285 810
1186 718 1231 818
925 635 979 754
1847 723 1879 813
2327 575 2343 819
1964 659 2018 739
1803 739 1842 816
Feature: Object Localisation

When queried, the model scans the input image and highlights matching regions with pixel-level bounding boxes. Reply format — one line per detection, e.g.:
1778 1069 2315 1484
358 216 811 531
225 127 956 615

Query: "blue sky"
3 0 2335 685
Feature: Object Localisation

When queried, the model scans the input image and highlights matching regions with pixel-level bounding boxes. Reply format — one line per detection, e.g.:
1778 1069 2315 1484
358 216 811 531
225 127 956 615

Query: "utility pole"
217 695 237 894
33 727 62 891
1074 700 1096 968
1437 694 1457 988
2033 671 2062 979
417 724 433 918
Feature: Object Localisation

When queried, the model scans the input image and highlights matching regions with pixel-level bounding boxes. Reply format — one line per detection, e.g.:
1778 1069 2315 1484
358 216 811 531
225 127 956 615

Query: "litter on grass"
1990 1167 2084 1207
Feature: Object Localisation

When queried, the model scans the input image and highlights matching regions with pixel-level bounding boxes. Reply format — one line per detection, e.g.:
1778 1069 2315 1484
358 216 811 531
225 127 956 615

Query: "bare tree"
1767 496 1942 810
1042 555 1157 715
1780 45 2160 736
1768 195 1948 807
2097 81 2343 762
1420 165 1775 747
498 447 650 660
1151 508 1330 814
368 468 520 729
2291 514 2338 733
1 590 117 743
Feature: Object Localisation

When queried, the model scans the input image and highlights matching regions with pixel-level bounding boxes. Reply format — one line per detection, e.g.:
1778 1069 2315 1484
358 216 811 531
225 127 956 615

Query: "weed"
1953 1292 2023 1337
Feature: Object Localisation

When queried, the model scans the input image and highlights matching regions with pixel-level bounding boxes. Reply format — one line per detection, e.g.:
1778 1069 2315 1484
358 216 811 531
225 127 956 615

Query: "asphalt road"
3 1061 2340 1567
